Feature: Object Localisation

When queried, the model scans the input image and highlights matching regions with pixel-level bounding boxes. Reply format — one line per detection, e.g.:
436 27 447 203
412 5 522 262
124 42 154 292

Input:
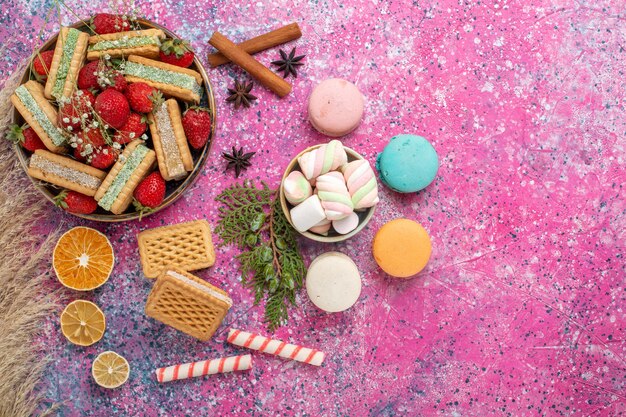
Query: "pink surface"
1 0 625 416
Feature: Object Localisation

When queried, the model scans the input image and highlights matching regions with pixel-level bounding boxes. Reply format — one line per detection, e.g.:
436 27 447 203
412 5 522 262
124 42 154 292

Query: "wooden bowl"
279 145 376 243
10 18 216 222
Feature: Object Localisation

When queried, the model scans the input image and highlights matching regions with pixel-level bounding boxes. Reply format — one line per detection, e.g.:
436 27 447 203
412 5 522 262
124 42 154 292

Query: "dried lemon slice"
92 351 130 389
53 227 115 291
60 300 106 346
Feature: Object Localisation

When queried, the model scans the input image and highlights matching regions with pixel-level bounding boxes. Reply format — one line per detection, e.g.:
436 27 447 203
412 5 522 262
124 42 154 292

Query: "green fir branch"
215 180 272 247
216 181 306 331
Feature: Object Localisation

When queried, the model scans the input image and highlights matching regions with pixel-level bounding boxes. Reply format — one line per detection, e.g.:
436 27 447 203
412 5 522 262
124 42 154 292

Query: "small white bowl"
279 145 376 243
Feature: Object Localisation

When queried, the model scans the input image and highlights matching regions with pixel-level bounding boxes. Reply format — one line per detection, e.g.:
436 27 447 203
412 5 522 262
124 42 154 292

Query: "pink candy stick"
155 354 252 383
227 329 325 366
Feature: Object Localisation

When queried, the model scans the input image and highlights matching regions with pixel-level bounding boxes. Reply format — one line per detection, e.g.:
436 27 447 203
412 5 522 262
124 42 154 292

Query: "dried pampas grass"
0 61 62 417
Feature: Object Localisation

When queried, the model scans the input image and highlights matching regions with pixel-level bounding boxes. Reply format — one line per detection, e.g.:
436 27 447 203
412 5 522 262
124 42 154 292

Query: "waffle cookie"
87 29 166 61
124 55 203 103
137 219 216 278
11 81 66 153
94 140 156 214
44 27 89 100
28 149 106 196
148 99 193 181
145 268 232 341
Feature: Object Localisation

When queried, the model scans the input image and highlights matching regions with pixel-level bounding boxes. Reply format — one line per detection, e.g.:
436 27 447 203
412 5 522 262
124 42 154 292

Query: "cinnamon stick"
209 31 292 98
208 23 302 67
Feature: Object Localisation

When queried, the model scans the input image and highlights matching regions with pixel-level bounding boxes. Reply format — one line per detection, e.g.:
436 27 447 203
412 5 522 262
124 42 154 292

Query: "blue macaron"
376 134 439 193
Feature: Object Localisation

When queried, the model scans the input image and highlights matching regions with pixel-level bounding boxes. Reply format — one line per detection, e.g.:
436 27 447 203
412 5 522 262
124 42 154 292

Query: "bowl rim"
11 17 216 222
279 144 376 243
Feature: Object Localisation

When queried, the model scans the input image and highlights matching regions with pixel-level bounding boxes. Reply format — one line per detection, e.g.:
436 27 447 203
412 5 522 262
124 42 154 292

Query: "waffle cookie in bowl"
94 140 156 214
44 27 90 100
123 55 203 103
28 150 106 196
11 81 67 154
87 28 166 60
148 99 193 181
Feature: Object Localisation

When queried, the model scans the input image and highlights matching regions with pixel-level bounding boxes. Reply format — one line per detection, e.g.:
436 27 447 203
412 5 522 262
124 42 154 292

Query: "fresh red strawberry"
133 172 166 216
159 39 194 68
58 89 96 131
181 107 212 149
82 128 106 147
125 82 162 113
107 71 127 92
92 13 130 35
74 128 106 161
113 113 147 145
89 145 117 169
54 190 98 214
78 61 101 90
75 127 106 150
84 89 97 106
80 60 127 92
73 147 87 162
7 124 46 152
32 50 54 78
95 88 130 129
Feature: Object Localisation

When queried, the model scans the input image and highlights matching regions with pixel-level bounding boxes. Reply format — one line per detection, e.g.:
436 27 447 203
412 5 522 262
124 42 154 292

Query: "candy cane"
227 329 325 366
155 354 252 383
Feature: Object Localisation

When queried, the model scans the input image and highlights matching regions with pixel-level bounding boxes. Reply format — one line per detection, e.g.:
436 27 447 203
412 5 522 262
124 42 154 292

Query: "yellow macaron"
372 218 431 278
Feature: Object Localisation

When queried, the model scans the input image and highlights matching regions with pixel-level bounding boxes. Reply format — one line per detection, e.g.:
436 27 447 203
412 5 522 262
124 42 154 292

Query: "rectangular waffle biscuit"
137 219 216 278
44 27 89 100
124 55 203 103
94 140 156 214
11 81 66 153
145 267 232 341
148 99 193 181
28 149 107 196
87 29 166 60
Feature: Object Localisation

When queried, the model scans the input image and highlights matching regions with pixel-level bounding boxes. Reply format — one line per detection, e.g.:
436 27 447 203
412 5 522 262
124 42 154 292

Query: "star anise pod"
271 47 305 78
226 79 257 109
222 146 256 178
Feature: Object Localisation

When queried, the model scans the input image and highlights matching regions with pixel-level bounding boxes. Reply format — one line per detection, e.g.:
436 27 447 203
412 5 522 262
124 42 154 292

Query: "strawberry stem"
132 198 154 221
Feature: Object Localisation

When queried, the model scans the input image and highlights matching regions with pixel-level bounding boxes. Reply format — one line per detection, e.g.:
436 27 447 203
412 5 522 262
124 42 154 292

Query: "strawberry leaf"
149 90 164 113
185 105 211 114
53 190 69 209
6 124 25 144
160 39 192 58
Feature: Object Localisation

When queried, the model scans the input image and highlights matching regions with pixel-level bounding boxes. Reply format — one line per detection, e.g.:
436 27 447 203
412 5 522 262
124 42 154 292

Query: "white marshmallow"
289 195 327 233
332 212 359 235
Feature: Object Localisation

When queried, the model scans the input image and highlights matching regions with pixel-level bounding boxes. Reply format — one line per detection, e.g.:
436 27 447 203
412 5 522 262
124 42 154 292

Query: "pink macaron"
308 78 364 137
